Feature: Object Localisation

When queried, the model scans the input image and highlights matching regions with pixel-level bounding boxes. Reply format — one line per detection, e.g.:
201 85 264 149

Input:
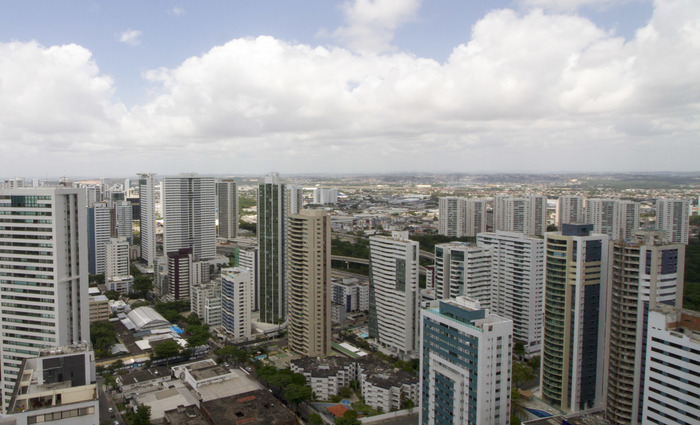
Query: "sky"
0 0 698 178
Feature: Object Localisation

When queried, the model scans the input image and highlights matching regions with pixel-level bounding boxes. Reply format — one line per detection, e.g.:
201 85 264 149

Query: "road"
98 377 124 425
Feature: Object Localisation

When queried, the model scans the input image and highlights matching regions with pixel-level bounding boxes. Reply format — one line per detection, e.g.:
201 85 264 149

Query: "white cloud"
333 0 422 53
0 0 699 176
518 0 636 12
119 29 142 46
170 7 184 16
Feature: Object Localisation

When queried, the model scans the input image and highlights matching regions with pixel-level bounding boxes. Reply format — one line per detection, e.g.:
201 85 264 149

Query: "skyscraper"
433 242 492 307
113 199 133 244
541 224 609 413
87 201 111 275
0 188 90 409
655 198 689 244
438 197 461 237
585 198 639 241
438 197 488 237
604 230 684 425
162 174 216 261
420 296 513 425
137 173 156 267
557 195 584 227
478 231 545 357
369 231 420 359
493 195 547 237
287 210 331 357
105 237 130 280
641 305 700 425
257 172 295 324
216 179 238 240
221 267 252 341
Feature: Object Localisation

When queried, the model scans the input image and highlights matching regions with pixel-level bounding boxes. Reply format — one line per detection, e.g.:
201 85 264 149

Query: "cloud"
333 0 422 53
518 0 636 12
119 29 142 46
0 0 699 176
170 7 184 16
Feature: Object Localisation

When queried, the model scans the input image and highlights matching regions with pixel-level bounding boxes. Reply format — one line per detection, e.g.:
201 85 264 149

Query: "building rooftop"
200 389 297 425
163 404 208 425
127 306 171 330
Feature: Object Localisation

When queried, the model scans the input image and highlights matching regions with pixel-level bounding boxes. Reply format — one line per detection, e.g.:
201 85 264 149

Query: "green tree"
90 274 105 285
90 321 117 359
153 339 180 359
104 290 120 301
512 362 535 389
310 413 324 425
513 342 526 357
335 410 360 425
131 274 153 297
284 383 313 413
132 404 151 425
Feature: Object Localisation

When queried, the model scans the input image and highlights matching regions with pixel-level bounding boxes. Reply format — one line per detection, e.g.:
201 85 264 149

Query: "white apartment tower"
478 231 545 357
87 202 111 275
420 297 513 425
105 237 130 279
313 188 338 205
137 173 156 267
433 242 492 308
604 230 685 425
238 247 259 311
191 281 222 327
557 195 584 227
493 195 547 237
216 179 238 240
655 198 689 244
221 267 252 340
438 198 488 237
641 306 700 425
162 174 216 261
438 197 461 237
287 210 332 357
369 231 420 359
585 199 639 241
0 188 90 410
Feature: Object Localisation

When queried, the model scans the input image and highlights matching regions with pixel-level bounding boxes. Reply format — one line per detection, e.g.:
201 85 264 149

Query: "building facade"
478 231 545 357
162 174 216 261
287 210 332 357
420 297 513 425
369 231 420 359
541 224 609 413
137 173 156 267
221 267 252 340
493 195 547 237
87 202 111 275
641 306 700 425
433 242 492 308
0 188 90 409
216 179 238 240
655 198 689 244
556 195 584 227
604 230 685 425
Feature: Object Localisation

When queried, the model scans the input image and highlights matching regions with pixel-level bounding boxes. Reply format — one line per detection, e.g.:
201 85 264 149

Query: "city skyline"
1 0 698 176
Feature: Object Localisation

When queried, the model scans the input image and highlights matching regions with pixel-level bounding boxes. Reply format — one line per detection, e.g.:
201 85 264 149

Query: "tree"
104 290 120 301
284 383 313 413
153 339 180 360
310 413 324 425
90 321 117 359
513 342 526 357
90 274 105 285
512 362 535 389
335 410 360 425
132 404 151 425
528 355 541 372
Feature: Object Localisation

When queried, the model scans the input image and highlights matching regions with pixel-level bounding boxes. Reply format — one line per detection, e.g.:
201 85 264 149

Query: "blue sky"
0 0 697 177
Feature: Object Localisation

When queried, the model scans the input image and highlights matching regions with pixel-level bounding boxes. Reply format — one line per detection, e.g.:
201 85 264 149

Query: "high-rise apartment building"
541 224 609 413
216 179 238 240
655 198 689 244
238 247 259 311
493 195 547 237
287 210 331 357
604 230 684 425
105 237 130 279
137 173 156 267
313 188 338 205
113 200 133 244
438 197 488 237
162 174 216 261
167 248 193 300
369 231 420 359
221 267 252 340
557 195 584 227
585 199 639 241
257 172 295 324
87 202 111 275
420 297 513 425
191 281 222 326
641 305 700 425
0 188 90 409
478 231 545 357
433 242 492 308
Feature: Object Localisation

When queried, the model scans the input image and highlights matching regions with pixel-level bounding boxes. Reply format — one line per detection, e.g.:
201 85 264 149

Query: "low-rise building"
116 366 171 395
200 389 297 425
164 404 208 425
89 294 110 322
106 274 134 294
359 361 419 412
290 357 357 401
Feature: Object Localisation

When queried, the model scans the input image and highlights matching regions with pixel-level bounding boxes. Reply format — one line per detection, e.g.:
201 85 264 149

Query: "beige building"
287 210 331 357
89 294 110 322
